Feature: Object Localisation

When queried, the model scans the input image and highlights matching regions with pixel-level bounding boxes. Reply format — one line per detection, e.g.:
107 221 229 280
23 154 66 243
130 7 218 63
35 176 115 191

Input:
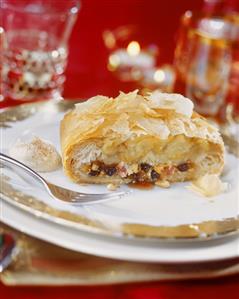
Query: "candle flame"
127 41 140 56
154 69 166 83
109 54 120 68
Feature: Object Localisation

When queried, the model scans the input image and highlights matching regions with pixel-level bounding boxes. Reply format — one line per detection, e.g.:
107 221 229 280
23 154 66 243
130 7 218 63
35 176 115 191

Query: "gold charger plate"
1 224 239 285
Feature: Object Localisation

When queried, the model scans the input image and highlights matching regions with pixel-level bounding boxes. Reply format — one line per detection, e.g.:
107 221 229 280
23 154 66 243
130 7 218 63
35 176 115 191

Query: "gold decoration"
2 223 239 285
1 175 109 234
0 100 75 128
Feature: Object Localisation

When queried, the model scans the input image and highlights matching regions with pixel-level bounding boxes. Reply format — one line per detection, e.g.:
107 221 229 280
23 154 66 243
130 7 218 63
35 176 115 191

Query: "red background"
63 0 203 99
1 0 239 298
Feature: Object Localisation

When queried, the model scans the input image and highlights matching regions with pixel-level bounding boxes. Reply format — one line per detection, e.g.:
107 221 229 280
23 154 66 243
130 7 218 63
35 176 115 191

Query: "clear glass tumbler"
0 0 80 101
174 11 239 119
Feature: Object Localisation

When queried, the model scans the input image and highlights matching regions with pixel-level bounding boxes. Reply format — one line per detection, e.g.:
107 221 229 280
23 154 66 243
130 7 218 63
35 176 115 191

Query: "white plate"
1 101 239 263
2 199 239 263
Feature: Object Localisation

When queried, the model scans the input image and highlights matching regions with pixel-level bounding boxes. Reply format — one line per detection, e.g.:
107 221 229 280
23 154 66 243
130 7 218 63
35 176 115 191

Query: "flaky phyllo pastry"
60 90 225 187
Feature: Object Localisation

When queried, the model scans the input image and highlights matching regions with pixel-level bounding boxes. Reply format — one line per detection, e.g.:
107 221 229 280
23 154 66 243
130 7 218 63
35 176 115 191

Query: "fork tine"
73 191 128 198
70 191 130 203
73 191 130 200
69 196 125 204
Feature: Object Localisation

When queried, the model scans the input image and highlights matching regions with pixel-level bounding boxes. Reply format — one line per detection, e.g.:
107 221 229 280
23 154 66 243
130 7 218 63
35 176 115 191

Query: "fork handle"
0 153 46 189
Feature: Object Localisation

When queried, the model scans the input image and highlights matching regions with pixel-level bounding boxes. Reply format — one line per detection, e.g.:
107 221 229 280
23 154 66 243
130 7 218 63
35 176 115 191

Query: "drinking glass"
0 0 80 101
174 11 239 119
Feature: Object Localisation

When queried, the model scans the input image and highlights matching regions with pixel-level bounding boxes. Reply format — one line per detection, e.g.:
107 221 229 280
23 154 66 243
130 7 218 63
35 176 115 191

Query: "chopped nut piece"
91 163 100 171
128 163 139 175
188 174 228 197
107 183 119 191
154 165 164 173
81 164 90 172
117 162 128 178
165 166 176 176
155 180 170 188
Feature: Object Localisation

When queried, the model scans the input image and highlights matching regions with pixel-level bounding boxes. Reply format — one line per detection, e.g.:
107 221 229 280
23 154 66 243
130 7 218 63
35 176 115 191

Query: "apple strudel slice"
60 90 224 187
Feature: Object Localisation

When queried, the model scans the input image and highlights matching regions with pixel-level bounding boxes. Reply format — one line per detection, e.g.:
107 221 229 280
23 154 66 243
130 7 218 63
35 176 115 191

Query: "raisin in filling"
177 162 190 172
88 162 117 177
87 160 192 182
140 163 151 172
150 169 160 181
103 166 117 176
88 169 101 176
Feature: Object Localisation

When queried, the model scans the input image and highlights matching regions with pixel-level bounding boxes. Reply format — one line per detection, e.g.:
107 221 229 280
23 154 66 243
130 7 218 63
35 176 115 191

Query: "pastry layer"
60 91 225 186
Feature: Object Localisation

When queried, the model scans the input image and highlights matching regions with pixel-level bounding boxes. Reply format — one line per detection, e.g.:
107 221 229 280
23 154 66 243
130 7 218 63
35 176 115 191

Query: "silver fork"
0 153 129 204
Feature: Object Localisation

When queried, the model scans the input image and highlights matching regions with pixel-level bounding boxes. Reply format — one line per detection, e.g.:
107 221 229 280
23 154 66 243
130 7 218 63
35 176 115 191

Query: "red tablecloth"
1 276 239 299
1 0 239 297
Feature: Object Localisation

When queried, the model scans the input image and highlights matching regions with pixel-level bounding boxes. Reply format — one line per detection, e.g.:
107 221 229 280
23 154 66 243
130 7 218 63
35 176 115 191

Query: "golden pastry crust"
60 90 225 186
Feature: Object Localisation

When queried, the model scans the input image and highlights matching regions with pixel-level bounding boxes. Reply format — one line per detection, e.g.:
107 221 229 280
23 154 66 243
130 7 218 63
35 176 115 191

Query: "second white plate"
2 198 239 263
